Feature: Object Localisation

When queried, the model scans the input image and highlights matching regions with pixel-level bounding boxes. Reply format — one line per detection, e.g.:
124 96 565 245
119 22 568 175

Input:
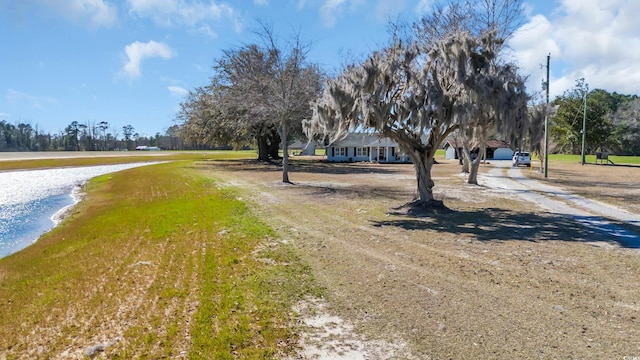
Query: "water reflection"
0 163 158 258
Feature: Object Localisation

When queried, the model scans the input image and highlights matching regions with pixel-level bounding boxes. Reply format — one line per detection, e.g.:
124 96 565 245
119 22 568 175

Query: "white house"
443 139 513 160
326 133 411 163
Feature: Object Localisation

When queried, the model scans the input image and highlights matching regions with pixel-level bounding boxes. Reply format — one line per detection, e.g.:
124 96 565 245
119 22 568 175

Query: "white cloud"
31 0 118 27
507 15 560 91
126 0 239 33
168 86 189 98
0 112 11 118
318 0 380 28
196 24 218 38
254 0 268 5
122 41 175 79
320 0 347 27
508 0 640 98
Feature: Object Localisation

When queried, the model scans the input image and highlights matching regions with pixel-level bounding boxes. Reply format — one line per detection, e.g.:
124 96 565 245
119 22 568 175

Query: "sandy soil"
202 157 640 359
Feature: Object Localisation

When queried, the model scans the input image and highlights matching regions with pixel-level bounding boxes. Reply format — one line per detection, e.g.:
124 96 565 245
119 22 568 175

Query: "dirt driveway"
484 161 640 248
203 158 640 359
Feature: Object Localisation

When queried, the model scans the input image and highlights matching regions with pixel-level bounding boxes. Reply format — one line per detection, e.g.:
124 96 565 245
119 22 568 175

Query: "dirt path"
205 160 640 359
482 161 640 248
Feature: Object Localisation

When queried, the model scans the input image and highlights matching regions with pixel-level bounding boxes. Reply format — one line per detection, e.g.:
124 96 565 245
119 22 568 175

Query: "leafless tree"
253 22 323 182
179 22 322 183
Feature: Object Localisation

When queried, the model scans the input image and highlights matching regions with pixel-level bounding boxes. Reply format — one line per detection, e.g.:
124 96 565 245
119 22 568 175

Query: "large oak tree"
179 24 322 182
414 0 530 184
305 30 528 207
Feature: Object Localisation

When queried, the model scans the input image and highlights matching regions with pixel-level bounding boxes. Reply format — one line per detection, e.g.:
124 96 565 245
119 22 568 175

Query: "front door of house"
378 147 385 161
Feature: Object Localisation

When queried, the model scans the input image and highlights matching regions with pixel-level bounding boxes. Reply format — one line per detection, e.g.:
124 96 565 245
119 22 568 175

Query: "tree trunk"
412 149 436 202
461 142 471 173
468 157 481 185
257 134 269 161
467 141 485 185
452 136 463 165
281 124 290 183
539 155 544 173
268 129 280 160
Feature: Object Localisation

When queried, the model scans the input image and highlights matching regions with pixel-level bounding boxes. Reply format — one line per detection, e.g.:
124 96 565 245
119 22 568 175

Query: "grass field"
549 153 640 165
0 154 318 358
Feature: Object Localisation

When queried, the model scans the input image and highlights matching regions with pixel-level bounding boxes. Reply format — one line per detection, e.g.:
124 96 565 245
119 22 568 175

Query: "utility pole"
581 84 588 165
544 54 550 178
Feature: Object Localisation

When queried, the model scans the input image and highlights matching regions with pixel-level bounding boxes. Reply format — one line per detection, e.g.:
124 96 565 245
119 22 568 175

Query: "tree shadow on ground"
372 208 640 249
291 182 411 201
196 159 401 175
195 159 414 201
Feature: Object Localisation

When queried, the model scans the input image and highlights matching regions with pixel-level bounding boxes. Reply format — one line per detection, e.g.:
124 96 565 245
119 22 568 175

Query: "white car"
512 151 531 167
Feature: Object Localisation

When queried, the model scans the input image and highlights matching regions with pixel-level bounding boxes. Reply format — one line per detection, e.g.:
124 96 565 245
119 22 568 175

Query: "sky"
1 0 639 137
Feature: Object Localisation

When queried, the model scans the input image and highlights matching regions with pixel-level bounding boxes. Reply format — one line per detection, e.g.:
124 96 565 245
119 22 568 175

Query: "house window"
355 147 367 157
335 147 346 157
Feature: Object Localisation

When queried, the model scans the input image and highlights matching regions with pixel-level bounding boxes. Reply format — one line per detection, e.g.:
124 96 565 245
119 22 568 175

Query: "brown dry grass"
200 157 640 359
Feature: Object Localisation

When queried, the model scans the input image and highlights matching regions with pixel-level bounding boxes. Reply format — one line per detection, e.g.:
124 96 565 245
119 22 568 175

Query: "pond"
0 163 159 258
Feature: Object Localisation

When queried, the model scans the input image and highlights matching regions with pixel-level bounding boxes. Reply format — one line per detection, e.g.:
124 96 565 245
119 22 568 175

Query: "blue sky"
1 0 639 137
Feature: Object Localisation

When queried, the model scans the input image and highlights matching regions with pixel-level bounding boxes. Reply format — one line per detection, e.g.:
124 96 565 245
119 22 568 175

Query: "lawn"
549 153 640 165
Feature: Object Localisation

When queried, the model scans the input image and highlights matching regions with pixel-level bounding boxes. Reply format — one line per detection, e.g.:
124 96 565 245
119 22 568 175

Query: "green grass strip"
0 159 317 358
549 153 640 165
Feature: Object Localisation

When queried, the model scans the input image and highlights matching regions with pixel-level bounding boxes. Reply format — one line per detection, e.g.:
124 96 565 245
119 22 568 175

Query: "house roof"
486 139 512 149
329 133 380 147
365 137 398 147
330 133 430 148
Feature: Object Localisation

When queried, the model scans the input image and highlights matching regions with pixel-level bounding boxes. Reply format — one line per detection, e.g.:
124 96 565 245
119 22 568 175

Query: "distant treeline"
6 87 640 155
0 120 228 152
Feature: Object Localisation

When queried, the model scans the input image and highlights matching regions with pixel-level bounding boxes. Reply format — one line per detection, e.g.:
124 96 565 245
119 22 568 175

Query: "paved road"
479 161 640 248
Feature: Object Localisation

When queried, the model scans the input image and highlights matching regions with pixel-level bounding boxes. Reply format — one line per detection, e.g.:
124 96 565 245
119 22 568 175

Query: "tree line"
0 120 193 152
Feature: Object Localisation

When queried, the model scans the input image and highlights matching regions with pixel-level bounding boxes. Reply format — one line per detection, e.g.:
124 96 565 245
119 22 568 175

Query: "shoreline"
50 183 86 227
1 162 164 258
